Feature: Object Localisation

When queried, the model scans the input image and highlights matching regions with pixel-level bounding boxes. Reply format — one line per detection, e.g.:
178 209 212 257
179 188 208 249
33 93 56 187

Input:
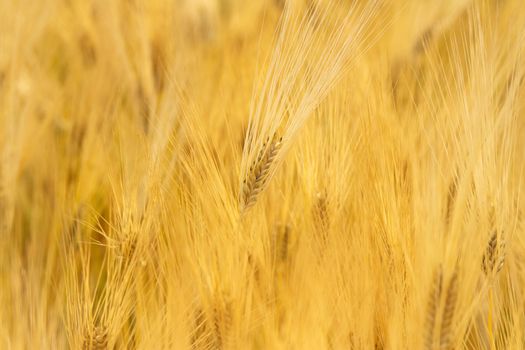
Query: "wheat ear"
240 134 282 212
425 267 443 350
83 325 108 350
440 271 458 350
482 231 505 350
482 232 506 276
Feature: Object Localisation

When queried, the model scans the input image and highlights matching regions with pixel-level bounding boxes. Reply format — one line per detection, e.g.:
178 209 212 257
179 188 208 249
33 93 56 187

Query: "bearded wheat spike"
314 190 330 232
497 239 506 273
425 267 443 350
440 271 458 350
83 325 108 350
482 232 506 276
239 1 377 215
240 135 282 212
212 298 232 350
2 0 525 348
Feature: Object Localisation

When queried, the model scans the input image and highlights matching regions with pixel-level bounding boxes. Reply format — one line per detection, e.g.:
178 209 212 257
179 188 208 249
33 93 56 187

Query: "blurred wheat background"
0 0 524 349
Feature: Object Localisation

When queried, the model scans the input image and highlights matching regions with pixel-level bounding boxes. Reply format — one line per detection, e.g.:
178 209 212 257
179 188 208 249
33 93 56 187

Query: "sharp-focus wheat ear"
240 134 282 212
239 1 378 214
440 271 458 350
425 266 443 350
83 325 108 350
482 232 506 276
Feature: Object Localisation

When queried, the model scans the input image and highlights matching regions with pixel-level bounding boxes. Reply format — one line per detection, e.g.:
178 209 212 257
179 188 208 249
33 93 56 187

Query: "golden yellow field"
1 0 524 349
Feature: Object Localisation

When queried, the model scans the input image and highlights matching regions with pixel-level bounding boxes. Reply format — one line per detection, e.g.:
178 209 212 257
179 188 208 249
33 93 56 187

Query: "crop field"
0 0 524 349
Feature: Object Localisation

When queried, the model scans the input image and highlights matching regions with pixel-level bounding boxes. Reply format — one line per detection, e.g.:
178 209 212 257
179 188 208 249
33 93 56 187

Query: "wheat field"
0 0 524 349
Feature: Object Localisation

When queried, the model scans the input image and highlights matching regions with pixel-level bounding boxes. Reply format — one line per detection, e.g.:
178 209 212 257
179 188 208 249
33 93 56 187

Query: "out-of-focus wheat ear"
482 232 506 276
278 224 292 264
240 134 283 213
445 176 458 228
271 223 294 281
113 225 147 276
413 27 434 56
482 233 497 274
517 207 523 233
313 190 330 236
190 306 210 350
425 266 443 350
496 238 505 273
83 325 108 350
440 271 458 350
78 32 97 68
212 297 232 350
64 205 84 249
